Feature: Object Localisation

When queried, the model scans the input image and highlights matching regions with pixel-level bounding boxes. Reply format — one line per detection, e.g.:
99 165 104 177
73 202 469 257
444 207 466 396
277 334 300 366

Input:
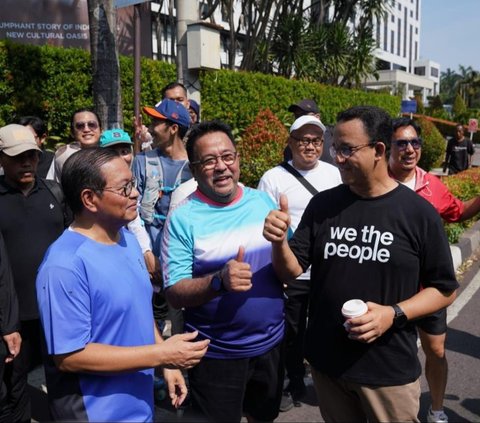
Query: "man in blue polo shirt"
36 148 209 422
161 120 285 422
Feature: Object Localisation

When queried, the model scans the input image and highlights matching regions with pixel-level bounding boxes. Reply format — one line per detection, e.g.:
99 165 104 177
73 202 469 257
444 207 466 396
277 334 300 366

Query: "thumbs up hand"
263 193 291 243
221 246 253 292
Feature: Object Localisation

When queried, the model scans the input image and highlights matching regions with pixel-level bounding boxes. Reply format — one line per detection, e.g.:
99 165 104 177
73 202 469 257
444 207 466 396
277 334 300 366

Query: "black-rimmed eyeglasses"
329 143 375 159
101 178 136 197
290 134 323 147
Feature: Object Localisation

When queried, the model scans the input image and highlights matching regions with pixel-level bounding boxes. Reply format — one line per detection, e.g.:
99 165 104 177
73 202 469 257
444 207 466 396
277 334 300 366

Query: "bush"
416 117 446 171
199 69 401 131
237 109 288 187
442 168 480 243
1 40 401 136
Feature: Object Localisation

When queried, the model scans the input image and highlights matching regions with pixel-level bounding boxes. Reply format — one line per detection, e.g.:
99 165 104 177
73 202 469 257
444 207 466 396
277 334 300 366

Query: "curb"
450 219 480 270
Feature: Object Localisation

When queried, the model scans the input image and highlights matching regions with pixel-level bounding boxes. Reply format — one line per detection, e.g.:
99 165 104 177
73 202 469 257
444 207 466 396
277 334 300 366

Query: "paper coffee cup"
342 299 368 319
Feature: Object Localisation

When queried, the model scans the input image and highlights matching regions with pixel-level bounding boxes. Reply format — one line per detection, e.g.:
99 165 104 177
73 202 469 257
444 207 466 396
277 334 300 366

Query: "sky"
420 0 480 73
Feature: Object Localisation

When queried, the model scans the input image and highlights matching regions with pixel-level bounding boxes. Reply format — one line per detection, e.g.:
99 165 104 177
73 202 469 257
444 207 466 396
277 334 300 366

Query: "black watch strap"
392 304 408 328
211 271 226 293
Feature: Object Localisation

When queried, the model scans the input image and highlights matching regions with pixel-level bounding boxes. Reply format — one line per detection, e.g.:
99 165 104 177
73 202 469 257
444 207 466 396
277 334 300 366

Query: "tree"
440 67 460 104
87 0 123 128
452 94 467 120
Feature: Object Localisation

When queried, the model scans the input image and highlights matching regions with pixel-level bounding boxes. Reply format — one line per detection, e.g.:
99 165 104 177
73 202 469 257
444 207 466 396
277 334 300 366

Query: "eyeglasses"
329 143 375 159
191 152 238 170
101 178 136 198
74 121 99 131
290 134 323 147
393 138 422 151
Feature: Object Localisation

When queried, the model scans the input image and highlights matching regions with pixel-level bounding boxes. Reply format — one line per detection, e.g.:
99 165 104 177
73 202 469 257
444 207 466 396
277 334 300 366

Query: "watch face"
211 275 222 292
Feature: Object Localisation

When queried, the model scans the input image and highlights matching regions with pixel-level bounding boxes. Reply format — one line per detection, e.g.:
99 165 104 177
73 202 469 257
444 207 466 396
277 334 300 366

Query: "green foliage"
0 41 176 143
414 94 425 114
453 94 467 119
237 109 288 188
416 117 446 170
0 43 15 126
1 40 401 180
442 168 480 243
200 69 401 133
428 95 443 112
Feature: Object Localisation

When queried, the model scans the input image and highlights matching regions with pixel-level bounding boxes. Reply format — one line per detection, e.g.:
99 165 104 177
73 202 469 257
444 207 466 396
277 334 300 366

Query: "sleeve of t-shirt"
132 155 145 198
161 208 195 288
429 177 464 223
37 264 92 355
288 200 315 273
257 172 279 205
468 140 475 155
127 215 152 254
45 159 55 181
419 207 459 292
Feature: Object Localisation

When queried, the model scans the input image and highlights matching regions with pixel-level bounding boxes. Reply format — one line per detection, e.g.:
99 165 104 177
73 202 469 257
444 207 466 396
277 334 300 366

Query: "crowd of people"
0 82 477 422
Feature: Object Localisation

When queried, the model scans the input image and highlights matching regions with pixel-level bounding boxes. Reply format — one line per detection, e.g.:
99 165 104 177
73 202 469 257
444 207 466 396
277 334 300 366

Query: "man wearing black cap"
286 99 335 165
288 99 321 120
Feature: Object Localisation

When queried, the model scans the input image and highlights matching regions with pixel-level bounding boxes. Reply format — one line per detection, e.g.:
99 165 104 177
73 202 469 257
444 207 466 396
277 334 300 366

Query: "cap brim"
101 140 133 147
288 105 301 113
143 106 167 120
2 144 41 157
290 115 326 133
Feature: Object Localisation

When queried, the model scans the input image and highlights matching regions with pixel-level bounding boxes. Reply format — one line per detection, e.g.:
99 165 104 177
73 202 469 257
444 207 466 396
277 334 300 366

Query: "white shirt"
258 160 342 279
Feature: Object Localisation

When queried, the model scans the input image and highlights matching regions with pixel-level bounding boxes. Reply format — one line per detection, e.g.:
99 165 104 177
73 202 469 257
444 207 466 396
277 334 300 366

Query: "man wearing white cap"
258 115 341 410
0 124 69 422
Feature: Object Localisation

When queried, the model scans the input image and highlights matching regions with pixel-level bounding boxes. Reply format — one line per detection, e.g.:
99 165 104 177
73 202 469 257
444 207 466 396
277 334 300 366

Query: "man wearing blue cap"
133 99 192 335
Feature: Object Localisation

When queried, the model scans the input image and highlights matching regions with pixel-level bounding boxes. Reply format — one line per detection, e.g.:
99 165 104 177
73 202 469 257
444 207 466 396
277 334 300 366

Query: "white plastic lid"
341 299 368 318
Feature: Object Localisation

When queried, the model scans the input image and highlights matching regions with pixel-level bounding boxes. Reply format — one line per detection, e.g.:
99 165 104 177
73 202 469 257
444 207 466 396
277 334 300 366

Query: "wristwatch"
210 271 226 293
392 304 408 328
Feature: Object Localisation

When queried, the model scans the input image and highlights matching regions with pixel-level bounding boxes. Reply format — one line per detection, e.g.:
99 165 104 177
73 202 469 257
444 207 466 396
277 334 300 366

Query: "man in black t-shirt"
443 124 474 175
263 106 458 422
0 124 70 422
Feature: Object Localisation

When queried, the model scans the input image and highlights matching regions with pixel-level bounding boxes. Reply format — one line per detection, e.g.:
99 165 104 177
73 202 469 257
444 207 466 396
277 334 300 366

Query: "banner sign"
0 0 90 49
401 100 417 114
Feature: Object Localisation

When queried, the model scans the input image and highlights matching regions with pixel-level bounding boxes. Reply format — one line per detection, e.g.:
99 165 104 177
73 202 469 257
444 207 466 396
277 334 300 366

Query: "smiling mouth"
213 175 231 183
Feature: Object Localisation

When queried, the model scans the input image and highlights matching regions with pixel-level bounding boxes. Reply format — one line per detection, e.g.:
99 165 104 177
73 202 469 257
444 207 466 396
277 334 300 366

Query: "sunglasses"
393 138 422 150
74 121 99 131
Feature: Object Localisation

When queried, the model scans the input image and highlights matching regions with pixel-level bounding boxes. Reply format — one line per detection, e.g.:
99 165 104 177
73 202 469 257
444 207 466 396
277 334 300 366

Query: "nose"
213 157 227 171
405 142 415 153
130 185 140 200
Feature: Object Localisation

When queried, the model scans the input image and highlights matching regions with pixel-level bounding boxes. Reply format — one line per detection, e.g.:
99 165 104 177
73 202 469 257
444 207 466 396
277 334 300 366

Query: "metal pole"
133 3 141 153
134 3 141 118
176 0 198 86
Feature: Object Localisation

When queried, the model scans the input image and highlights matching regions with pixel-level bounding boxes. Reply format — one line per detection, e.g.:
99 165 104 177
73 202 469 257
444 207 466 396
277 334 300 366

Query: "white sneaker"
427 407 448 423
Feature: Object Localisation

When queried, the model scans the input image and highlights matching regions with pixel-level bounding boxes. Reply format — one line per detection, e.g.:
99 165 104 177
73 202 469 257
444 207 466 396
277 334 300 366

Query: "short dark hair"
186 120 235 163
337 106 392 151
161 119 189 139
70 108 101 133
61 147 120 214
161 82 187 99
392 117 422 137
17 116 47 137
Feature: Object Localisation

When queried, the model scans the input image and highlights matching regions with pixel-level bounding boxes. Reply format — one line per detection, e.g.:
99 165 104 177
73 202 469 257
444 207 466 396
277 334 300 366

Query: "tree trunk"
87 0 123 129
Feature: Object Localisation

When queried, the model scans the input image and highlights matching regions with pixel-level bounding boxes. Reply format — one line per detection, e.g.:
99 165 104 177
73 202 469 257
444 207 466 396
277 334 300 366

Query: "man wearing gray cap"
258 115 341 410
0 124 70 422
